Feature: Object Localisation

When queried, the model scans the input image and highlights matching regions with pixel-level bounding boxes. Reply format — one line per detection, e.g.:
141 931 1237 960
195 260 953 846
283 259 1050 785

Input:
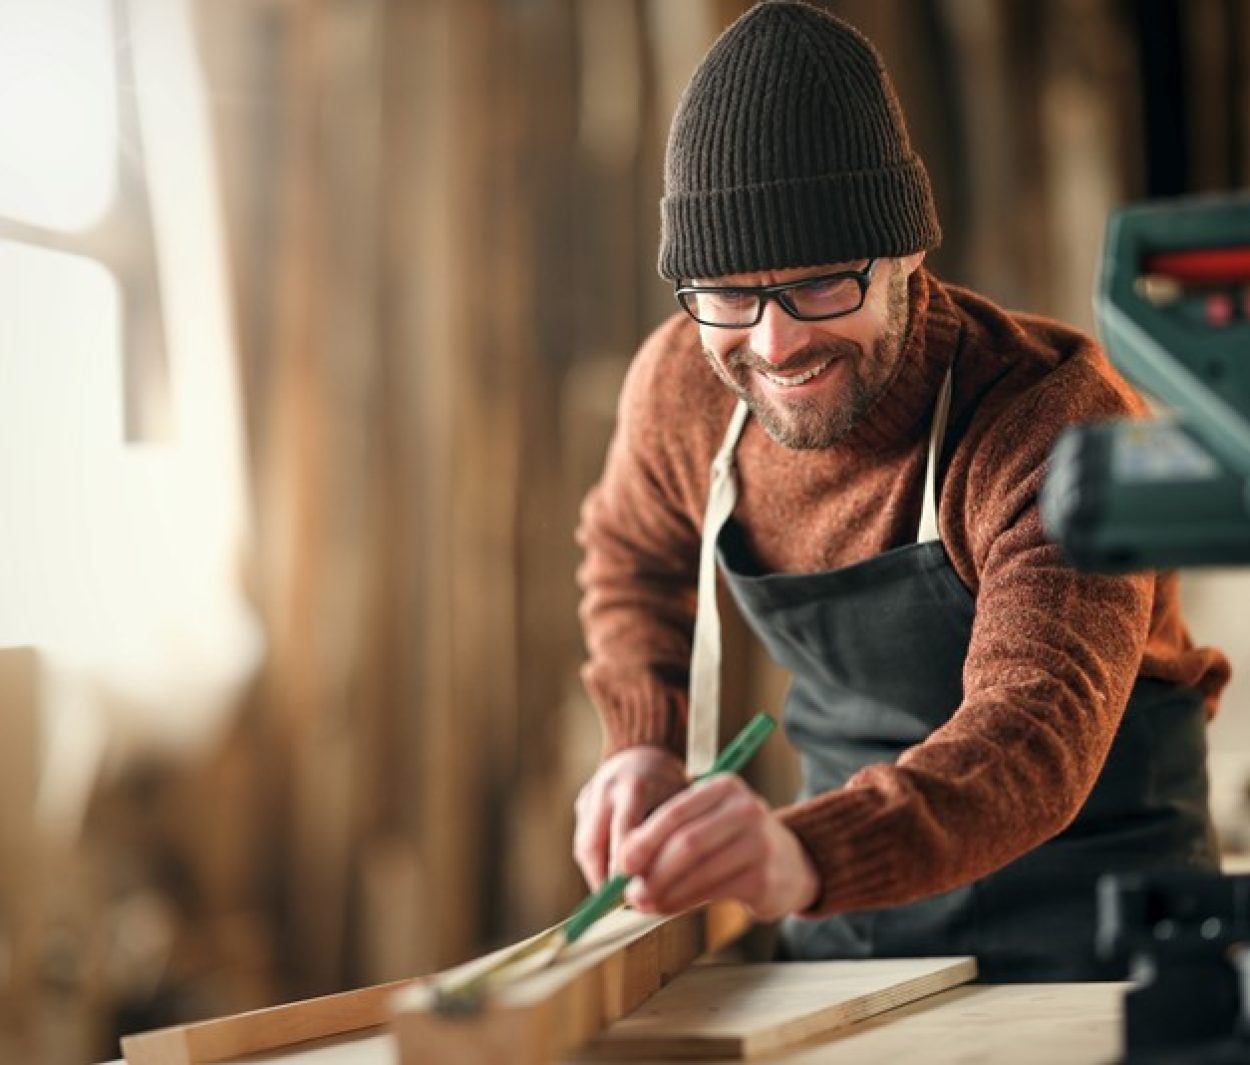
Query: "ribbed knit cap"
659 1 941 281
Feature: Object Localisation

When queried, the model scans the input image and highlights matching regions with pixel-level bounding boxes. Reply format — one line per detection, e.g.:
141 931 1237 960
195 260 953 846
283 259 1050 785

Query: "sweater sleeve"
779 358 1157 915
576 325 711 761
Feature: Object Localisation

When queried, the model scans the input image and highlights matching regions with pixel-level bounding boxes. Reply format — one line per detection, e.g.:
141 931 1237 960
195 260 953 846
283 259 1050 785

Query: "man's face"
696 254 922 450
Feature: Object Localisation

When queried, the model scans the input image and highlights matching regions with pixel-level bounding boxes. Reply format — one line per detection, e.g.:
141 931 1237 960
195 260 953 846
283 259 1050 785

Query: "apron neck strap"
685 400 750 775
917 368 953 544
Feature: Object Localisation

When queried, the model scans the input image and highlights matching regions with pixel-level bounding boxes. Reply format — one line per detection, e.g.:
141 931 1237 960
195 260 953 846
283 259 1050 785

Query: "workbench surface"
107 981 1127 1064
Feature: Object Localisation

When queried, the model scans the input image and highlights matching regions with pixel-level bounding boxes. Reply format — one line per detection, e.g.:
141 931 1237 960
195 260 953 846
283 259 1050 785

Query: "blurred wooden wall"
199 0 733 999
88 0 1250 1041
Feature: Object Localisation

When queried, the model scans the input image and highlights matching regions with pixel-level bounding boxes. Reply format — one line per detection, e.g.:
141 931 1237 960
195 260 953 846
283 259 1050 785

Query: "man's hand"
617 774 819 922
573 745 688 890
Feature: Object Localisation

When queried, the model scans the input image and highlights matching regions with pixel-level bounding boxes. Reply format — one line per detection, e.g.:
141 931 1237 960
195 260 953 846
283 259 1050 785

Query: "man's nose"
748 299 810 366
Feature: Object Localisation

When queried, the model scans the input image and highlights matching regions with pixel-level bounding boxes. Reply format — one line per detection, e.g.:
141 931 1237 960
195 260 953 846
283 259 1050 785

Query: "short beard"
702 265 912 450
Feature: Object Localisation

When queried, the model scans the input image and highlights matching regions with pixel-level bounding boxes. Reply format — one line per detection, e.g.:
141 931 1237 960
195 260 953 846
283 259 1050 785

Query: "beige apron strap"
686 400 751 776
917 369 953 544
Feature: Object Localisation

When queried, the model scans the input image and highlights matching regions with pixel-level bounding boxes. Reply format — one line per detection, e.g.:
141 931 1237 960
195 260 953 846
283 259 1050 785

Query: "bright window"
0 0 118 231
0 240 122 647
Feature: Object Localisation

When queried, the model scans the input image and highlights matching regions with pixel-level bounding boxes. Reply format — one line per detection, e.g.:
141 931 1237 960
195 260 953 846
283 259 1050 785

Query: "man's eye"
803 278 852 298
701 291 752 310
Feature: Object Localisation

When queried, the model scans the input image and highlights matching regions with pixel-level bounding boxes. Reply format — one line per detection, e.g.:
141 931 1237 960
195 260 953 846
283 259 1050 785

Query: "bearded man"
572 0 1228 980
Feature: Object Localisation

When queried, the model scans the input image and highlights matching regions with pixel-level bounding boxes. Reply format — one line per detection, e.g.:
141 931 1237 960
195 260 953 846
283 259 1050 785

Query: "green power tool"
1041 192 1250 572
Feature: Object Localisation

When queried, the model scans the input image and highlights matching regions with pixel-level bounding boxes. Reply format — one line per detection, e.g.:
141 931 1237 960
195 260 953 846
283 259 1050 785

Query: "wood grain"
120 978 413 1065
390 903 749 1065
736 981 1129 1065
585 957 976 1060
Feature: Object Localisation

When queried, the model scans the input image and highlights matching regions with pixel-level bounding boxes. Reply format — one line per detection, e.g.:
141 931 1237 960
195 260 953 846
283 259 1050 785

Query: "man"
572 0 1229 980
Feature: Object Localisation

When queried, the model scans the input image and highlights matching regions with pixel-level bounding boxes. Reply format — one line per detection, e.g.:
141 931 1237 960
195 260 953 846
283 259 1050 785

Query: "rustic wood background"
1 2 1248 1062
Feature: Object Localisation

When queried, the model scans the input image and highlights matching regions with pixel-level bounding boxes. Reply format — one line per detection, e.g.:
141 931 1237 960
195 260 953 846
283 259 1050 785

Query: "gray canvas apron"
686 373 1218 981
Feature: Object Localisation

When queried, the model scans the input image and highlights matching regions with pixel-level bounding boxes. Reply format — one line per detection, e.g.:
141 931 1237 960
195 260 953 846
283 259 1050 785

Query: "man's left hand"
616 774 819 921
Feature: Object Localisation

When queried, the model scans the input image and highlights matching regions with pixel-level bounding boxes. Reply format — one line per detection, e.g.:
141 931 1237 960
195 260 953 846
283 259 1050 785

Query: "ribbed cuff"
778 786 915 917
581 665 688 762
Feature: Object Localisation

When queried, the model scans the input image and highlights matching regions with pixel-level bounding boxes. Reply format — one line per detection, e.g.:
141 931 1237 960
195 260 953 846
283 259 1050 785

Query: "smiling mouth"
760 355 836 389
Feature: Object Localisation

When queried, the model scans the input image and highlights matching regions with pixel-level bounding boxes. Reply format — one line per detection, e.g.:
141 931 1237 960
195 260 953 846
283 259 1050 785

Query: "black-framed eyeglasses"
674 260 878 329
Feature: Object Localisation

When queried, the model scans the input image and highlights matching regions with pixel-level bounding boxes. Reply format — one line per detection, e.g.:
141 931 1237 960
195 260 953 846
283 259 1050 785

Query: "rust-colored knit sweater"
576 268 1230 917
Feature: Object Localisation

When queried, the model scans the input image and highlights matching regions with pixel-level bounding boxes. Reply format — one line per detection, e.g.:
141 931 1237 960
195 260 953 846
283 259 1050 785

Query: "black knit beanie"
658 0 941 281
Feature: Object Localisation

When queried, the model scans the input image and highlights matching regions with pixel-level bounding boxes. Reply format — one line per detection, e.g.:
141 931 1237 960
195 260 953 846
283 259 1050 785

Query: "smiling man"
684 256 914 449
572 0 1229 980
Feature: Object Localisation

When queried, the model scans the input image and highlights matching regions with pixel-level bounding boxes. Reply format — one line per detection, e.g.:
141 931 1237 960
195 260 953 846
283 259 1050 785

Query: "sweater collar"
832 267 962 454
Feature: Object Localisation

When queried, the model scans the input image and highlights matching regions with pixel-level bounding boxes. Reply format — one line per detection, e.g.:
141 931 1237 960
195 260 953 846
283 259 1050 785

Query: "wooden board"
585 957 977 1060
721 982 1129 1065
120 979 414 1065
390 903 750 1065
120 903 745 1065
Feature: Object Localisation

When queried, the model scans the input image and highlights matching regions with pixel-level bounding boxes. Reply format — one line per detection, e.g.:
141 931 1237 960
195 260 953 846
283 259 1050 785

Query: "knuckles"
616 777 646 804
667 833 701 866
726 791 762 821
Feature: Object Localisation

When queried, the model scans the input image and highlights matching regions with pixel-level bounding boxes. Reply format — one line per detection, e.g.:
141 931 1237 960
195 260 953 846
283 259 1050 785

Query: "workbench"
105 981 1127 1064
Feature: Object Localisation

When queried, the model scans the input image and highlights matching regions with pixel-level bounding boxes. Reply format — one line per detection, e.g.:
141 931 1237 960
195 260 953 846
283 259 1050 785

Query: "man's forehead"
691 260 873 287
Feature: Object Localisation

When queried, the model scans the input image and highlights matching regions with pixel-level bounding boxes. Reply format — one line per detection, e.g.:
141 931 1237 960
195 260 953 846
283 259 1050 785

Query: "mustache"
721 337 862 375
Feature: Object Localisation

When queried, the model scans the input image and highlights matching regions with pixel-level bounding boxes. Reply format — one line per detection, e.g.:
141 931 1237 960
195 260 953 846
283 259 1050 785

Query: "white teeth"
762 356 834 388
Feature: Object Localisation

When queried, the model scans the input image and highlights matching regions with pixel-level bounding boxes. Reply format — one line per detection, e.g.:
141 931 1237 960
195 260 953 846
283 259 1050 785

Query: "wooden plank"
742 982 1130 1065
585 957 976 1060
120 979 414 1065
121 903 746 1065
390 903 749 1065
221 1030 395 1065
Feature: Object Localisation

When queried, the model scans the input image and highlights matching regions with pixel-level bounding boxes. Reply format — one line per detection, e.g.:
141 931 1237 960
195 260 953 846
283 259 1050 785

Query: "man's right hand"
573 745 688 889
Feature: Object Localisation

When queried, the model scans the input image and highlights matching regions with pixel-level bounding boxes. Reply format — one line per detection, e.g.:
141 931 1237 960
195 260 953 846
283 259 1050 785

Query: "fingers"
617 775 816 921
619 774 760 879
573 781 612 889
627 829 757 914
572 746 688 890
628 798 747 897
681 865 774 920
609 778 650 877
